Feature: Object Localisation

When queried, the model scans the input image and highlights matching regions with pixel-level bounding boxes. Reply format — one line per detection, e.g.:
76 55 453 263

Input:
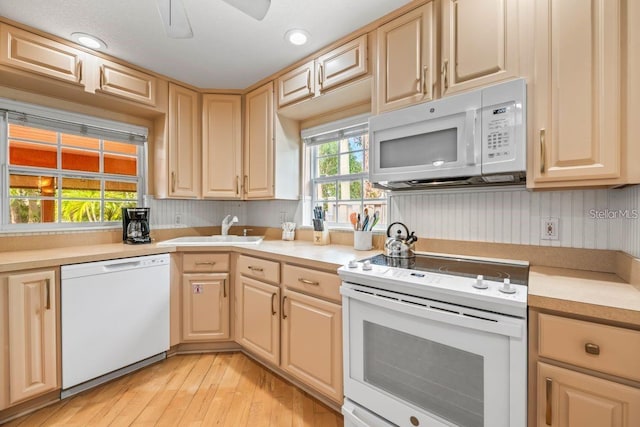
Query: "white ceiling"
0 0 412 89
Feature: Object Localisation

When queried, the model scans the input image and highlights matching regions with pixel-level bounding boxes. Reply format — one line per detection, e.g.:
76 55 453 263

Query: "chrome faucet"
221 215 238 235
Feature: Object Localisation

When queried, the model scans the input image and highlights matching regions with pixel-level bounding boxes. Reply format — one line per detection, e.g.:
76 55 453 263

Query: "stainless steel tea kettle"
384 222 418 258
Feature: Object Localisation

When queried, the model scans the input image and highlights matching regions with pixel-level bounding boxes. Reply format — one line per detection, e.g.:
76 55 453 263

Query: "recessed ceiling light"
284 29 309 46
71 32 107 50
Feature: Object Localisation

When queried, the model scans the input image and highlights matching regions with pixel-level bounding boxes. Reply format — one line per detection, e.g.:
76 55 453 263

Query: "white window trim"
0 99 148 232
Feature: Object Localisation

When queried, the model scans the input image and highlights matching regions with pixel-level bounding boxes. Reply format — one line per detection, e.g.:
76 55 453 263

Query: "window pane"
8 124 57 143
364 180 386 200
61 200 101 222
318 141 339 156
61 147 100 172
105 180 137 198
8 198 57 224
316 182 336 201
104 154 137 176
348 136 365 151
337 179 362 200
340 150 364 175
317 154 338 177
61 134 99 150
59 178 101 197
9 140 57 168
104 140 137 155
336 202 361 224
105 200 136 221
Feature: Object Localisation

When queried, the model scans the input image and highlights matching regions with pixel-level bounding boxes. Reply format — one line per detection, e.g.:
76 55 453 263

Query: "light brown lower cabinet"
181 273 229 341
237 275 280 365
537 362 640 427
0 269 58 410
281 289 342 402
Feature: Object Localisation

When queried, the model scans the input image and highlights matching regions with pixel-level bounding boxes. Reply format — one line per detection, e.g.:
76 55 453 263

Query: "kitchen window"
303 114 387 229
0 100 147 231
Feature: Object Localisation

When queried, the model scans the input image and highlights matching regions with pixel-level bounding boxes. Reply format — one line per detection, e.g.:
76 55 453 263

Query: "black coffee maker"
122 207 151 244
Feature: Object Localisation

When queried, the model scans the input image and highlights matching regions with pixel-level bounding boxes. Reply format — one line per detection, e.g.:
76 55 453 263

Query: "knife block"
313 229 330 245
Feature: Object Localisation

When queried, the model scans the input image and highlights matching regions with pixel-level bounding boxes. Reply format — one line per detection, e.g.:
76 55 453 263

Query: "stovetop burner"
365 253 529 285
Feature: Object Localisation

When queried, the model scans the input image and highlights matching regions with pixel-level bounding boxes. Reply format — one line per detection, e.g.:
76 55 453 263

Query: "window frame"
0 99 148 232
303 115 387 230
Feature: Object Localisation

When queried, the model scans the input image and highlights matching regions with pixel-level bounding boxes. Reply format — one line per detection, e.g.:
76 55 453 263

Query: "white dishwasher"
61 253 170 397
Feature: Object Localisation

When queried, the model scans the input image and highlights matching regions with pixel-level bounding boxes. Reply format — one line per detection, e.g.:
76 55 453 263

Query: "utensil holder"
313 229 330 245
353 231 373 250
282 230 295 241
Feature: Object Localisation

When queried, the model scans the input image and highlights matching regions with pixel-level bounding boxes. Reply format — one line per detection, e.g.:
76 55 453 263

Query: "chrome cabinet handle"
442 60 449 90
45 278 51 310
540 129 546 173
195 261 216 266
248 266 264 272
271 293 276 315
282 296 288 319
545 377 552 425
585 342 600 355
298 278 319 286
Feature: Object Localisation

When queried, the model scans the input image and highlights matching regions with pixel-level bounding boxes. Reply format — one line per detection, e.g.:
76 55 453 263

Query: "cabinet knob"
585 342 600 355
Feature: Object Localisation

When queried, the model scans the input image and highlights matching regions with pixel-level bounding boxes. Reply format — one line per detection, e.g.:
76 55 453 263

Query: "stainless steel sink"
157 235 264 246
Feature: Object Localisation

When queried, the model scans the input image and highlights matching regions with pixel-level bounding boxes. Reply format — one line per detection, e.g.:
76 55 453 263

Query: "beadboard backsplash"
148 185 640 258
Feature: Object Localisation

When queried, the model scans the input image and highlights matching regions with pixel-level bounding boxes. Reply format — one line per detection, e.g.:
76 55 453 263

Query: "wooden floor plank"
6 352 344 427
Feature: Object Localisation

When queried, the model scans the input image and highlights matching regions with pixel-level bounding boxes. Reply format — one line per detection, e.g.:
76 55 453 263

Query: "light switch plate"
541 217 559 240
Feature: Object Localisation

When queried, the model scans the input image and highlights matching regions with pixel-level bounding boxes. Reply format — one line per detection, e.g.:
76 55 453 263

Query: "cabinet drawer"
97 59 157 105
538 313 640 381
183 253 229 272
237 255 279 283
282 264 341 303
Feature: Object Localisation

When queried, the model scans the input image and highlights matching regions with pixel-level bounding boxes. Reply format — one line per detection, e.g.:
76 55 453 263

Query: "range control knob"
499 278 516 294
348 259 358 268
362 260 373 271
473 275 488 289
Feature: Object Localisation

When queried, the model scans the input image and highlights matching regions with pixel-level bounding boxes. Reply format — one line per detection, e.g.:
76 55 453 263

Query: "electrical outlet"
174 213 182 226
541 217 559 240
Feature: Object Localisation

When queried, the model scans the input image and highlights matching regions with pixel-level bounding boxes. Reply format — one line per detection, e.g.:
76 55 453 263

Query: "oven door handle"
341 285 524 338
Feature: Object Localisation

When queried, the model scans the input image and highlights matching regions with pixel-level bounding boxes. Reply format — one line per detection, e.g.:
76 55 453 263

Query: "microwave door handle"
465 110 479 166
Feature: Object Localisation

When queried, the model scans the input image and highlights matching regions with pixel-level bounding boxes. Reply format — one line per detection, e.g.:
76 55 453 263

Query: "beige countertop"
529 266 640 326
0 239 379 274
3 238 640 327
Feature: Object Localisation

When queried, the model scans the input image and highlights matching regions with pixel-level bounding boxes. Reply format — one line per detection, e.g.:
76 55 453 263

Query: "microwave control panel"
482 101 516 164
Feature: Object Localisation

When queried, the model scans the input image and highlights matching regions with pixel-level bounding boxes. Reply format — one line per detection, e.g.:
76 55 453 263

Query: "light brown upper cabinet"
0 24 84 87
202 94 242 199
0 270 58 410
276 35 368 108
244 81 299 200
168 83 201 198
530 0 639 188
376 2 435 113
94 58 157 106
440 0 519 96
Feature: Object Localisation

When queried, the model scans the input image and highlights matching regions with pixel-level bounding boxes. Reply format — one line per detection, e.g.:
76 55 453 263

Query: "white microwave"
370 78 526 190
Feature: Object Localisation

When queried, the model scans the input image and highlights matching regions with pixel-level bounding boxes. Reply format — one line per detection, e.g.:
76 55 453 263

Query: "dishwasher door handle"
102 260 143 272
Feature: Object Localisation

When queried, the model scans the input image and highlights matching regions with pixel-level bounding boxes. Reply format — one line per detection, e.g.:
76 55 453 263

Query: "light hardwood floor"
5 352 345 427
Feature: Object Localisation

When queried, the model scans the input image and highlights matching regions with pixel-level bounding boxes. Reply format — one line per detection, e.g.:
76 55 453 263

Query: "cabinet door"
168 83 201 198
244 82 274 199
0 24 84 86
277 61 315 107
96 59 157 105
281 290 342 402
537 362 640 427
182 273 229 342
202 94 242 199
238 276 279 365
441 0 519 96
376 3 435 113
317 35 368 93
532 0 620 184
7 270 57 404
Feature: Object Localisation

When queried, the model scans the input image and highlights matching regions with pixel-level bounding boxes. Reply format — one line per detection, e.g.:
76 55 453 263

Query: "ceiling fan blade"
221 0 271 21
156 0 193 38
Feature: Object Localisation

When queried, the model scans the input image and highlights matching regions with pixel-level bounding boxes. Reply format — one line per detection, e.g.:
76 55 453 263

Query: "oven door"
342 284 526 427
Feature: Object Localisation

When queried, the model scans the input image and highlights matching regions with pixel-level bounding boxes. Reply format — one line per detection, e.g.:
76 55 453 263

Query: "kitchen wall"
148 185 640 258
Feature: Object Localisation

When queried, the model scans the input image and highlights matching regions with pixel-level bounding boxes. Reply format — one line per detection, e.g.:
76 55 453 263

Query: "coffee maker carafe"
122 207 151 244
